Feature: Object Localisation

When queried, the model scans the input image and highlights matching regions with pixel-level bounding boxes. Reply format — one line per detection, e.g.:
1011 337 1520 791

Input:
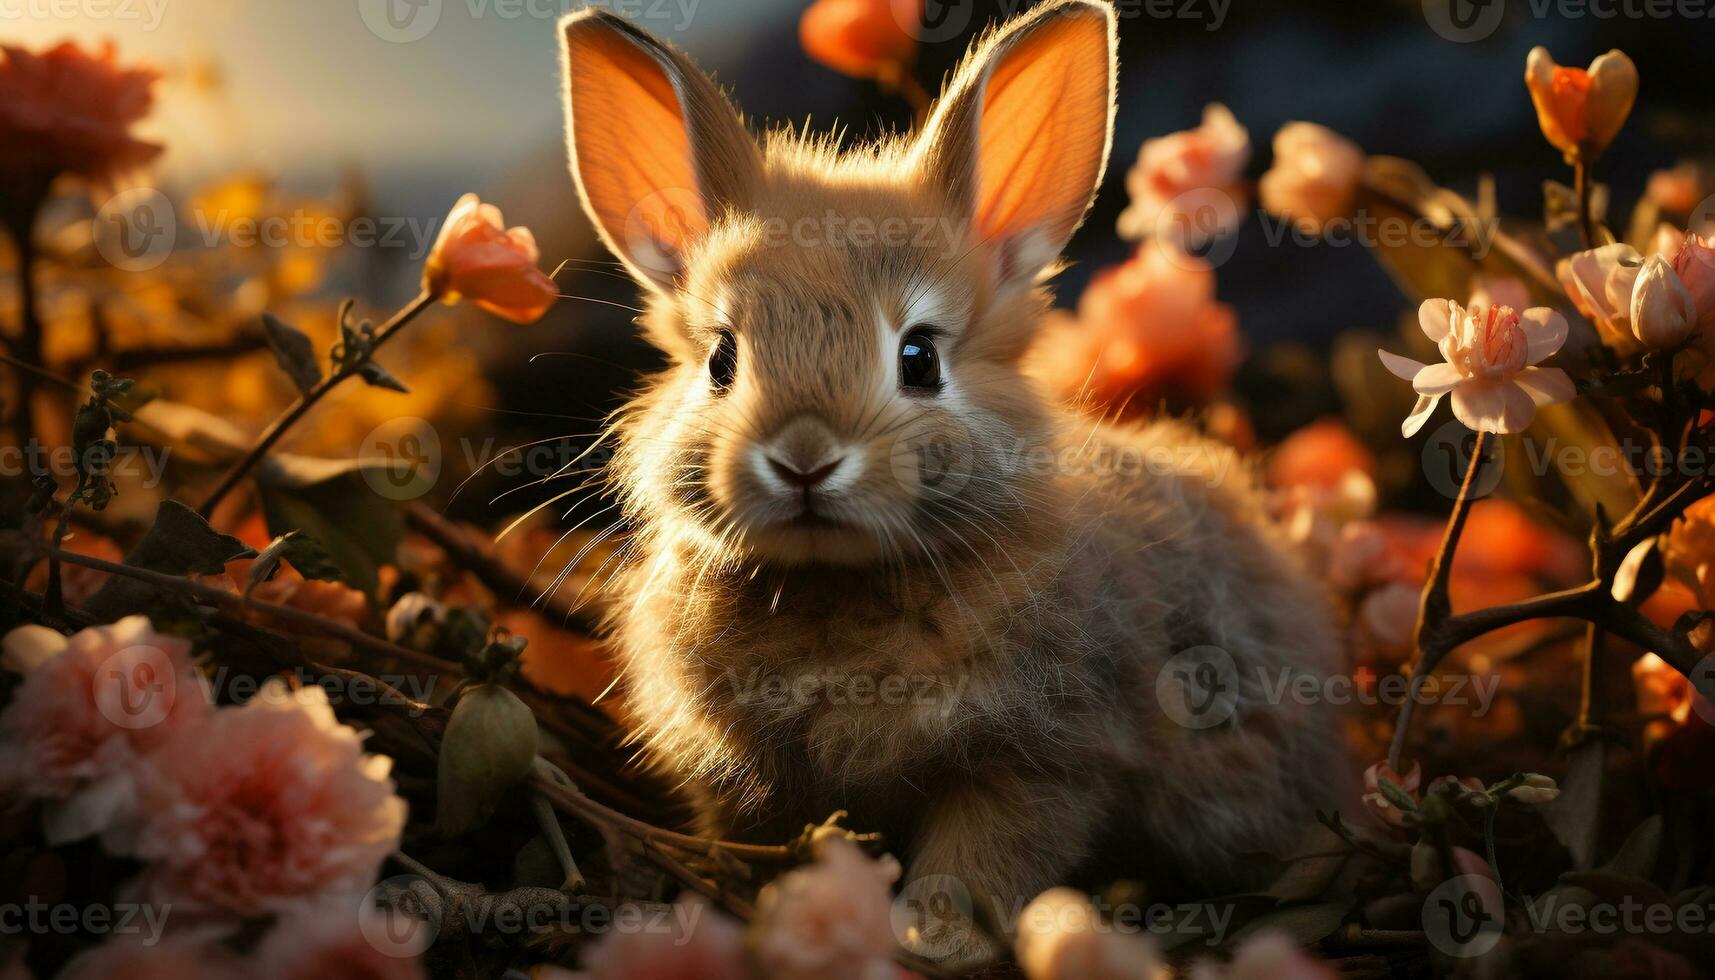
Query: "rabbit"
559 0 1347 964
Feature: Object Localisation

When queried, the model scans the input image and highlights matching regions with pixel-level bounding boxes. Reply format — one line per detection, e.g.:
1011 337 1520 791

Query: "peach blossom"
1631 255 1697 349
1379 298 1573 436
1672 232 1715 331
576 894 748 980
1259 123 1363 235
799 0 918 81
0 616 211 844
1560 242 1645 349
752 836 902 980
1648 163 1704 214
423 193 559 324
131 681 406 917
1117 103 1251 246
1467 275 1530 313
1525 47 1637 163
1361 760 1421 832
1189 930 1336 980
1032 246 1241 413
0 40 161 190
1015 888 1164 980
256 904 430 980
57 930 244 980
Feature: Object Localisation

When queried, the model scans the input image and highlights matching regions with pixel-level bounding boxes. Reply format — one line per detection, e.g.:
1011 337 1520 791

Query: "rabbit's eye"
708 330 737 391
899 330 941 392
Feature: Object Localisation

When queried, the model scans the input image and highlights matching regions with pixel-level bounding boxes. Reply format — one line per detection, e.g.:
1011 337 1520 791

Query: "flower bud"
437 683 539 836
1505 774 1560 806
1525 47 1637 163
1630 255 1697 349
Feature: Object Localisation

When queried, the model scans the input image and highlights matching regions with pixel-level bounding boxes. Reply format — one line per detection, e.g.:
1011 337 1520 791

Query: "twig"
196 291 434 517
529 773 793 864
406 502 601 635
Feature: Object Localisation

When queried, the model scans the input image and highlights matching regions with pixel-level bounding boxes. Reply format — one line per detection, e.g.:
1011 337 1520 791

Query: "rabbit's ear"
915 0 1116 292
560 11 761 293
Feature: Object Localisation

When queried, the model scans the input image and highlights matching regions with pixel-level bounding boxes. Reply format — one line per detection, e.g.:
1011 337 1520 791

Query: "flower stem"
1573 159 1598 249
1389 429 1489 771
3 197 48 446
195 290 434 518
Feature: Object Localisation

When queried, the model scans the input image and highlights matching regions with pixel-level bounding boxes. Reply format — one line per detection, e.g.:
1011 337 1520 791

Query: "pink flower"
1631 255 1697 349
1189 930 1336 980
1117 103 1251 246
576 894 748 980
1671 232 1715 331
0 616 211 844
1648 162 1704 214
256 904 429 980
0 40 162 191
1032 246 1241 413
1362 760 1421 832
423 193 559 324
1467 275 1530 313
1259 123 1364 235
1378 298 1573 436
1561 242 1645 349
1015 888 1163 980
57 930 245 980
131 680 406 917
752 836 902 980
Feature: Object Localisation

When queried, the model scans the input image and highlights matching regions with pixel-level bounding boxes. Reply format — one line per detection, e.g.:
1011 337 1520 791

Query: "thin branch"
406 502 601 635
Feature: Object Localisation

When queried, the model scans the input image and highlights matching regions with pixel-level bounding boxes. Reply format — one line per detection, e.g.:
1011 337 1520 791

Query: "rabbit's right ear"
560 11 761 293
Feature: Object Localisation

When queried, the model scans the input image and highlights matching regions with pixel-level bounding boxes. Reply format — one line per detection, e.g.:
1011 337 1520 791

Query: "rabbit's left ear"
914 0 1117 291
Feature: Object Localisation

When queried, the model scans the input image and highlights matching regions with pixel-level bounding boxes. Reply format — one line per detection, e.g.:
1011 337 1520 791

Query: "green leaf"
357 360 409 393
246 530 347 593
254 455 405 594
261 312 323 397
83 500 257 618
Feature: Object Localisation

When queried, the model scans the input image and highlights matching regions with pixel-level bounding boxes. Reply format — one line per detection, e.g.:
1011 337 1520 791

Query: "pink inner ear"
969 12 1112 257
566 25 711 274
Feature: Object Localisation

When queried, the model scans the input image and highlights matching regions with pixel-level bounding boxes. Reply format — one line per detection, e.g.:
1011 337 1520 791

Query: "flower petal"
1513 366 1576 407
1519 308 1569 363
1402 394 1441 438
1452 380 1538 434
1379 349 1429 381
1412 362 1464 395
1418 298 1453 343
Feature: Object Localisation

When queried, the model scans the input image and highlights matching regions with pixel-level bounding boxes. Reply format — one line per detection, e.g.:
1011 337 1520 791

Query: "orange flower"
1524 47 1637 164
800 0 918 81
0 41 161 193
1269 419 1377 491
423 193 558 324
1031 245 1241 414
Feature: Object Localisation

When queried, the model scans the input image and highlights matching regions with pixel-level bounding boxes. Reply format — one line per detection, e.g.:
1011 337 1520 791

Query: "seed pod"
436 684 538 836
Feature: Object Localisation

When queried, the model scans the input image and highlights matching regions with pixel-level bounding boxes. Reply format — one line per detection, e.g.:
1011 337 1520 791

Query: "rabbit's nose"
768 456 843 490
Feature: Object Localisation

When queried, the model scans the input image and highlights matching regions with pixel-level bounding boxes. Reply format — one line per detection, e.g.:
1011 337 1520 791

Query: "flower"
1361 760 1421 831
423 193 558 324
1561 242 1648 350
1015 888 1165 980
1268 418 1377 492
1258 123 1364 235
0 616 211 844
255 904 430 980
799 0 917 81
1631 254 1698 349
1378 298 1573 436
1031 246 1241 413
1648 162 1704 214
1524 47 1638 163
0 40 161 197
577 894 749 980
1672 232 1715 331
131 681 407 916
1189 930 1336 980
1117 104 1251 246
1467 275 1530 313
751 835 902 980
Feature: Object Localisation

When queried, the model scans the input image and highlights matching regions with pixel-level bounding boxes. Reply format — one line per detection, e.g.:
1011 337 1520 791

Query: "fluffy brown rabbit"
559 0 1345 963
